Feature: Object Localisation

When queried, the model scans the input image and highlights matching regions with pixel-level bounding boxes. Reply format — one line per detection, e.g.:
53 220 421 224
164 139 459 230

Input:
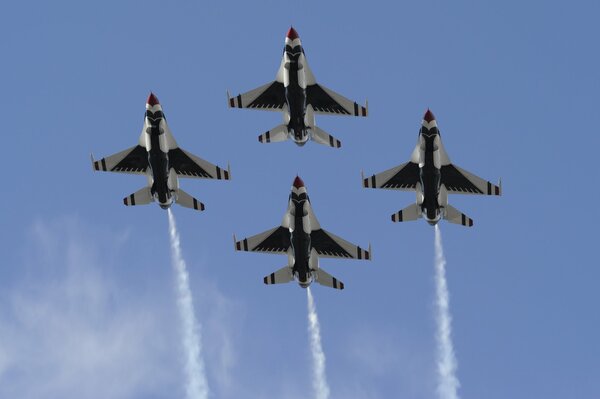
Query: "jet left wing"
441 164 501 195
363 162 420 191
306 84 368 117
168 148 230 180
234 226 291 254
228 82 286 111
92 145 148 175
310 229 371 260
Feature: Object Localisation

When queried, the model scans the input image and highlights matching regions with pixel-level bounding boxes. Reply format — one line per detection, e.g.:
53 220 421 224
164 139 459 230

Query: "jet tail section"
263 266 293 285
175 189 205 211
391 203 421 222
310 126 342 148
258 124 288 144
444 204 474 227
123 186 153 206
314 268 344 290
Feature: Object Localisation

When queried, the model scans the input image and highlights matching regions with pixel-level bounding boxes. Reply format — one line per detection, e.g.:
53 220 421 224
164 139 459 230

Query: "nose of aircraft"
147 92 160 106
286 26 300 41
423 109 436 123
293 175 305 189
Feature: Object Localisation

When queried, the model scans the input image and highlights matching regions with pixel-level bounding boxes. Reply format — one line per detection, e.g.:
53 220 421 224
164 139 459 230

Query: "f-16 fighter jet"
363 109 501 227
227 27 368 148
234 176 371 290
91 93 231 211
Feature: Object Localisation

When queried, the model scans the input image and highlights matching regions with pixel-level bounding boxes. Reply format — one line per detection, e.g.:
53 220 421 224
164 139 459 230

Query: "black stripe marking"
399 211 403 222
130 194 135 206
462 214 466 226
333 278 338 289
193 198 198 210
329 135 334 147
270 273 275 284
357 247 362 260
243 239 248 251
216 167 222 180
237 94 242 108
266 131 271 143
487 182 492 195
371 175 376 188
101 158 107 171
353 102 359 116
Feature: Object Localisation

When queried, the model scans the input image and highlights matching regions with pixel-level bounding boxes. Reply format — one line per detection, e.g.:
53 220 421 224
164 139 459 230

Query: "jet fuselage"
283 43 310 146
418 123 443 225
289 190 314 287
144 109 173 209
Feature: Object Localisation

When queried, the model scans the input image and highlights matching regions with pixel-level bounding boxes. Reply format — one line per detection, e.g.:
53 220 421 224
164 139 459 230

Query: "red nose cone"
147 92 160 106
293 176 305 189
287 26 299 41
423 109 435 123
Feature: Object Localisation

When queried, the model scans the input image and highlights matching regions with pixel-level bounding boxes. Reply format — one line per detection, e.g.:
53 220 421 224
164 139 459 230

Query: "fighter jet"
234 176 371 290
91 93 231 211
227 27 368 148
362 109 501 227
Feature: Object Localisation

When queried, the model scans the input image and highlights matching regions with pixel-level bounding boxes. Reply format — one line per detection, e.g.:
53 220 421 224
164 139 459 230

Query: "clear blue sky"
0 1 598 398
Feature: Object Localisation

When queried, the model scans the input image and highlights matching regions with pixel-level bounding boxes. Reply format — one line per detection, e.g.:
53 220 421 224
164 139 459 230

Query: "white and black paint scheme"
234 176 371 290
91 93 231 211
227 27 368 148
363 110 501 227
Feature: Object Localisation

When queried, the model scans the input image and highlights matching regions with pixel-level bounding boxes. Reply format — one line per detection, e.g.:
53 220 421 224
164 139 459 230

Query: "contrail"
306 287 330 399
167 209 209 399
434 225 460 399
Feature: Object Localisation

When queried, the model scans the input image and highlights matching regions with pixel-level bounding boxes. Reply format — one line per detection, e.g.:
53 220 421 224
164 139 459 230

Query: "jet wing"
168 148 230 180
310 229 371 260
306 84 368 116
234 226 291 254
228 81 286 111
441 164 501 195
363 162 420 191
92 145 148 175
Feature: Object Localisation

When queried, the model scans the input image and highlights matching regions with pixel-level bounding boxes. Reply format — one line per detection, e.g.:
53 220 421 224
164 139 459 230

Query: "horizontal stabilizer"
310 126 342 148
391 203 421 222
123 186 153 206
315 268 344 290
263 265 293 285
444 204 474 227
175 189 205 211
258 124 288 143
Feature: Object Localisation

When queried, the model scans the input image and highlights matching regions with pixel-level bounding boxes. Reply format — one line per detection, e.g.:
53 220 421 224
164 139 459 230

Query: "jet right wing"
306 84 368 116
441 164 501 195
234 226 291 255
311 229 371 260
168 148 231 180
228 81 286 111
362 162 420 191
92 145 148 175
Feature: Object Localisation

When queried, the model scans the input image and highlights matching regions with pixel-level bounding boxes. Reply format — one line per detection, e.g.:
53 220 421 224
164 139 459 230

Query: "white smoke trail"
306 287 330 399
167 209 209 399
434 225 460 399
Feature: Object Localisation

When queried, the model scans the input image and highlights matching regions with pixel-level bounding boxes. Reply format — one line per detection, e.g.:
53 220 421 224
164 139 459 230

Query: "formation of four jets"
92 27 500 290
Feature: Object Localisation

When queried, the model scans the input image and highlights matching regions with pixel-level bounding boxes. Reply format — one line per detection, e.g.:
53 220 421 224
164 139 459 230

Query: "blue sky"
1 0 599 398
